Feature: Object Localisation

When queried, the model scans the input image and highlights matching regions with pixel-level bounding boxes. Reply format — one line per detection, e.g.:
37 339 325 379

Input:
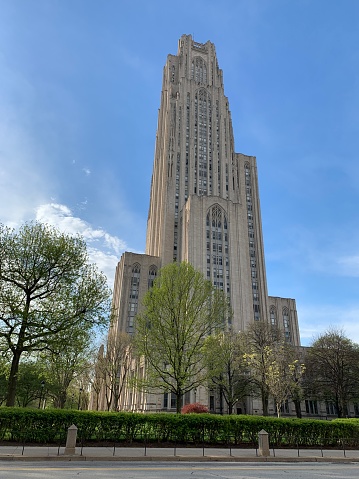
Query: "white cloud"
83 168 91 175
299 304 359 346
87 248 119 288
35 203 127 286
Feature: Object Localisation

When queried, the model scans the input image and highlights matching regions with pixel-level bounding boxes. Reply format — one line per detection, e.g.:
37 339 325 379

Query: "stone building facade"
104 35 301 414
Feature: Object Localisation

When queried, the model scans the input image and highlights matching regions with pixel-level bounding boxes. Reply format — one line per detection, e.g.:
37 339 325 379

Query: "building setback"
107 35 300 412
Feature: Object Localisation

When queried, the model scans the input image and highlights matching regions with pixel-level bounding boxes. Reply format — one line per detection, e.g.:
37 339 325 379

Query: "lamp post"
38 380 45 409
78 387 83 410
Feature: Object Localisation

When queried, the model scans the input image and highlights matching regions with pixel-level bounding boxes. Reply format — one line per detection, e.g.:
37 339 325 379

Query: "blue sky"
1 0 359 346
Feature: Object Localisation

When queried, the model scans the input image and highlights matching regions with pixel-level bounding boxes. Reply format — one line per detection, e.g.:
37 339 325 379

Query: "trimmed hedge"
1 407 359 447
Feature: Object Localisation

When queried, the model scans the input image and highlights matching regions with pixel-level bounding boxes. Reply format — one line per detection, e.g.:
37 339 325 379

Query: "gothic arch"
132 263 141 274
205 204 230 303
269 306 277 325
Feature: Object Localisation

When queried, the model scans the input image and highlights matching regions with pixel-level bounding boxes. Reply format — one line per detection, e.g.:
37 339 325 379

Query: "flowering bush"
181 402 209 414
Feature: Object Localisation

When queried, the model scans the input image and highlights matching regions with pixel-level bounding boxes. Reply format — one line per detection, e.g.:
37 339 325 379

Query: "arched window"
205 205 230 309
127 263 141 334
270 307 277 326
148 265 157 289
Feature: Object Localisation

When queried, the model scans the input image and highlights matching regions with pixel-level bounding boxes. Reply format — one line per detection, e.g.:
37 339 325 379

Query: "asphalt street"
1 462 359 479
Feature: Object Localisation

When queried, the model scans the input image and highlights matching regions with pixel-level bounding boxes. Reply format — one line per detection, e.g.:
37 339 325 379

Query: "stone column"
258 429 270 457
64 424 78 455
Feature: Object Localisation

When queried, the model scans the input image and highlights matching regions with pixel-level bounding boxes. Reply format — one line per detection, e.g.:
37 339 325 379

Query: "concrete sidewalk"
1 445 359 462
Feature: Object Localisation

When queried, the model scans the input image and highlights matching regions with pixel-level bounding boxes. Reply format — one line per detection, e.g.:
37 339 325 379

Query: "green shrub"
1 407 359 448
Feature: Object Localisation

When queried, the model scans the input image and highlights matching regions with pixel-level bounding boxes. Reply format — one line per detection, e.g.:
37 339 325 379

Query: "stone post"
258 429 270 457
64 424 78 455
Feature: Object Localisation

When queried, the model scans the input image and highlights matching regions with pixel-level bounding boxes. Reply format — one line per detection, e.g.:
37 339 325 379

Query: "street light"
78 387 83 410
38 380 45 409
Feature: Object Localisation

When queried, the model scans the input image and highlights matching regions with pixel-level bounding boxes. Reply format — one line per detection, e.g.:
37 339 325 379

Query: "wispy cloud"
0 119 50 226
267 222 359 279
336 255 359 277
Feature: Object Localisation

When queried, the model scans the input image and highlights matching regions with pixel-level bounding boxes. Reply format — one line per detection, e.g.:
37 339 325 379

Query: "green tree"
135 261 231 413
0 357 9 405
203 331 253 414
15 360 46 408
304 329 359 418
41 328 94 409
0 222 111 406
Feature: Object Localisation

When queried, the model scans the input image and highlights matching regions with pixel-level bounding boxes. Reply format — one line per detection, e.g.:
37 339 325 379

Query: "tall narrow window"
191 57 207 84
206 205 231 322
245 163 260 320
128 263 141 334
283 307 291 342
194 88 212 196
148 266 157 289
270 307 277 326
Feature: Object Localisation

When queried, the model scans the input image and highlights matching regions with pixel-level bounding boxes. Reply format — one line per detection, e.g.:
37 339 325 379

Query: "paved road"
1 462 359 479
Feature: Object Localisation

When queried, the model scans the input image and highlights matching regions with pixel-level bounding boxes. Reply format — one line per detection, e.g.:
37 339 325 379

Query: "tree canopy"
0 221 111 406
203 332 253 414
135 261 231 413
304 329 359 418
243 321 283 416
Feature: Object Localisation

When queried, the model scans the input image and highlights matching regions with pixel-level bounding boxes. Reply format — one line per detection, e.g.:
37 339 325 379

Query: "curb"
1 455 359 463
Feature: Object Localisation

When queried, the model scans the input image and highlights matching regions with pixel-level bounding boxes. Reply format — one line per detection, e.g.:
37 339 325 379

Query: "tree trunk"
176 391 183 414
293 398 302 418
335 400 342 418
6 351 22 406
261 388 268 416
219 386 224 415
176 391 182 414
58 390 67 409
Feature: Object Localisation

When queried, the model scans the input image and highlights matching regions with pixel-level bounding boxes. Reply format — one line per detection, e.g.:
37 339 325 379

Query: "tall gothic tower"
108 36 300 410
145 35 278 334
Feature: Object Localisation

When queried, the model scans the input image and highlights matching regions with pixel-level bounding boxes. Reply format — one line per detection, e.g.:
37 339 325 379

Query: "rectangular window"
326 402 337 415
305 400 318 415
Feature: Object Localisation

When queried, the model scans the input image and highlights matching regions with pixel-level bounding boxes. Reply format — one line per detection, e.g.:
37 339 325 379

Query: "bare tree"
94 332 132 411
243 321 282 416
264 344 305 417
